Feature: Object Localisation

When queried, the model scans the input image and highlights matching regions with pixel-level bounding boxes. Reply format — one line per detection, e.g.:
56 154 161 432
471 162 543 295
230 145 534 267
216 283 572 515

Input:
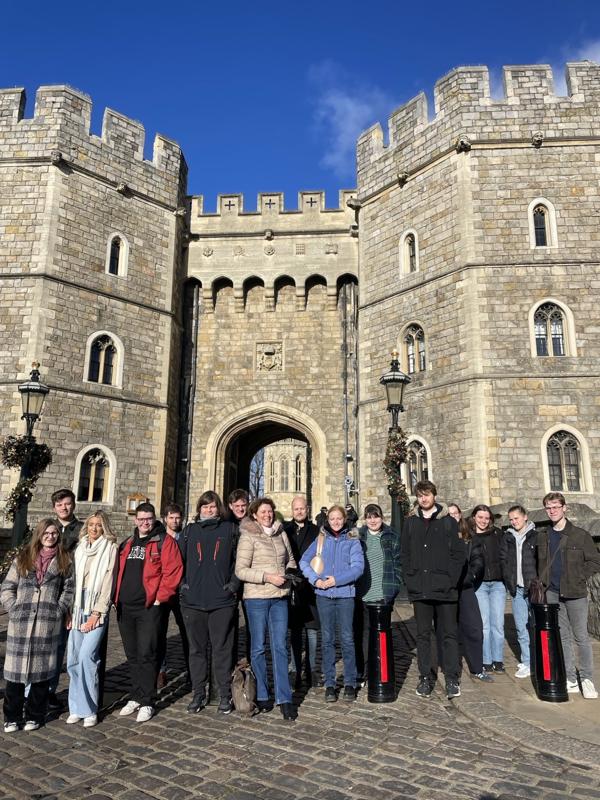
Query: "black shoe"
280 702 297 720
416 677 433 698
186 693 207 713
342 685 356 701
47 693 64 711
471 671 494 683
492 661 505 673
217 697 233 715
325 686 337 703
311 675 325 688
256 699 273 713
446 679 461 699
483 663 493 672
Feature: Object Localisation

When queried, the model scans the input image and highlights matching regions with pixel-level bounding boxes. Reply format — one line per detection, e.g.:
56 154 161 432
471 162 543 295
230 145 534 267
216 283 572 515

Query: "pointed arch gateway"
204 402 328 508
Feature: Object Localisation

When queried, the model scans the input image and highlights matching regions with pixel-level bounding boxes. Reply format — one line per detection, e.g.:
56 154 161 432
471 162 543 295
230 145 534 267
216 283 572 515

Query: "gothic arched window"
528 198 557 249
280 458 289 492
295 456 303 493
399 230 419 275
77 447 111 503
403 324 426 375
88 335 118 384
267 459 275 493
407 440 429 494
534 303 566 357
546 431 582 492
105 233 129 276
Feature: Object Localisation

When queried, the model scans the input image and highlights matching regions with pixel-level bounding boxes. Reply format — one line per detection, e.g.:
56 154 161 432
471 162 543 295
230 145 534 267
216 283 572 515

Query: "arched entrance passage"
205 403 328 509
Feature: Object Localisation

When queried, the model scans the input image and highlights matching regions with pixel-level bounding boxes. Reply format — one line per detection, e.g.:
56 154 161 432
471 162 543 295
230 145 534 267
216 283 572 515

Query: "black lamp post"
379 349 411 534
12 362 49 546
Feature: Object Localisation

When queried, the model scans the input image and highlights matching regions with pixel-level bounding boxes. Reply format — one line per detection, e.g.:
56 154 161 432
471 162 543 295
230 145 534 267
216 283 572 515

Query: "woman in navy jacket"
300 505 364 702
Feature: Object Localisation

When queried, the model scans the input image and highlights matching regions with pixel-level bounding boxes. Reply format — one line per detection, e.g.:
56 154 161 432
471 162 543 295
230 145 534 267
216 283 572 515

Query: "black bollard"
530 602 567 703
367 602 395 703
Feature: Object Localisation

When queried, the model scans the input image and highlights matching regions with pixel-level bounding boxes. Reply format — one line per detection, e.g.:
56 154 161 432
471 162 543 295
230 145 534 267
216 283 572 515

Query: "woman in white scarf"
66 511 117 727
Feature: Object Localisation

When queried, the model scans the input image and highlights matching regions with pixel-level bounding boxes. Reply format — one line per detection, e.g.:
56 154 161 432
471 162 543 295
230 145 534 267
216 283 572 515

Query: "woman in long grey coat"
1 517 73 732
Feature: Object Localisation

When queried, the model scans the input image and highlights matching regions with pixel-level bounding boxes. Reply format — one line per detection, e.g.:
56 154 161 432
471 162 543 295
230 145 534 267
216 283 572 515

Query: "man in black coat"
284 496 320 687
401 481 466 700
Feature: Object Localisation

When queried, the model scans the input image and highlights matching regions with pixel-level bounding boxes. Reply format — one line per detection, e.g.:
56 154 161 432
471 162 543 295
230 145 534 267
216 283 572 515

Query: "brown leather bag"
309 532 326 575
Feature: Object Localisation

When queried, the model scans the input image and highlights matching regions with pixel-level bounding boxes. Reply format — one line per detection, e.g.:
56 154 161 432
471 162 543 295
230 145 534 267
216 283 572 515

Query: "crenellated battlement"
0 85 186 206
357 62 600 197
189 190 356 236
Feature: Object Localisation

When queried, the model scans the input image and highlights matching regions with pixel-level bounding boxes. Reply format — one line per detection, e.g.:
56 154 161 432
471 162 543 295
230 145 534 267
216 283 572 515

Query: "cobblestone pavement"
1 607 600 800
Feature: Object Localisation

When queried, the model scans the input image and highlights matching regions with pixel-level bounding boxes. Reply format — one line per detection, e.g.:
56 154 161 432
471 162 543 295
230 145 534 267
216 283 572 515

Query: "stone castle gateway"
1 62 600 532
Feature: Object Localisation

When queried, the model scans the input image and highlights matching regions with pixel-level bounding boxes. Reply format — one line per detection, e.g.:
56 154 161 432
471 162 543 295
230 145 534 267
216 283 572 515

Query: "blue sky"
2 0 599 209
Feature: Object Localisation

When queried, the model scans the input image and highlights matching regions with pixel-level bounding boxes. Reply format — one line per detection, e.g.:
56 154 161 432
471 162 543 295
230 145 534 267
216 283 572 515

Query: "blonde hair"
80 511 117 543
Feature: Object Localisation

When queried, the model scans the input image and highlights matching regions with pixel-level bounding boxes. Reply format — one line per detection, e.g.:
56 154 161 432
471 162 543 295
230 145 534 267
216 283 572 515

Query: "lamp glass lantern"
18 362 49 435
379 350 411 428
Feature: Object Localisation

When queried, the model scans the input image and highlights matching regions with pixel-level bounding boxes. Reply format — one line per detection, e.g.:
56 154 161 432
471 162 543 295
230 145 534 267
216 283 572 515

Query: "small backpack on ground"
231 658 257 716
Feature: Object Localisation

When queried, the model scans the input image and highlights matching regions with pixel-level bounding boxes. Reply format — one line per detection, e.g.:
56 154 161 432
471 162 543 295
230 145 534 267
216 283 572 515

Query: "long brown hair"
16 517 71 577
468 504 494 536
448 503 471 541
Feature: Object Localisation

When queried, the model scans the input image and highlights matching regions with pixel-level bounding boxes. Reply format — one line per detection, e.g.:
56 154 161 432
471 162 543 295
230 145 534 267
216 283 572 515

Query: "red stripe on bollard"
540 630 551 680
379 631 388 682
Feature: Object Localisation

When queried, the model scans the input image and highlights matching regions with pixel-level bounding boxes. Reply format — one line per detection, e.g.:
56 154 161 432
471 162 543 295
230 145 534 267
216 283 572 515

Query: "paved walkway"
1 604 600 800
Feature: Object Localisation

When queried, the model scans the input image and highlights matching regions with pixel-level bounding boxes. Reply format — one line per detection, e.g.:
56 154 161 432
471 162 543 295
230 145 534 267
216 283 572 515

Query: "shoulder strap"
316 532 325 556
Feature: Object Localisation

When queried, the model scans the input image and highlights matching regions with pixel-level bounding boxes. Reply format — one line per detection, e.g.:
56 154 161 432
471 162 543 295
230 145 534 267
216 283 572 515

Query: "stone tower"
0 85 187 532
357 62 600 513
178 191 358 517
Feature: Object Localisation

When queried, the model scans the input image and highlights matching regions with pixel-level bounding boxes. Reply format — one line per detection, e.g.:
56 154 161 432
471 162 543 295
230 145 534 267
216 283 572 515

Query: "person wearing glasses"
538 492 600 699
1 518 73 733
113 503 183 723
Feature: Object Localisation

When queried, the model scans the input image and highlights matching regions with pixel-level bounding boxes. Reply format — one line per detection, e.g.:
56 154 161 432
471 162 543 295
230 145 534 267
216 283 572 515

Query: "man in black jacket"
538 492 600 699
284 496 320 688
401 481 466 699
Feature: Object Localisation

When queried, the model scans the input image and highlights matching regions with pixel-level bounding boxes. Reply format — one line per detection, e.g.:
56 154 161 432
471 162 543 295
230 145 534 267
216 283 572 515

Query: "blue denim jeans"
67 616 108 717
316 596 357 688
289 627 318 676
475 580 506 664
511 587 530 667
245 598 291 705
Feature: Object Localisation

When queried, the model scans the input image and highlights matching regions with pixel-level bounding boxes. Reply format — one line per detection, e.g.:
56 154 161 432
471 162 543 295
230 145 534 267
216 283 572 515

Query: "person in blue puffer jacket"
300 504 364 703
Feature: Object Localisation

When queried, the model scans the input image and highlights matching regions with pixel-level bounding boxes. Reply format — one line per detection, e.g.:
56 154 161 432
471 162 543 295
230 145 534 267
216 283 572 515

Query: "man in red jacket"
113 503 183 722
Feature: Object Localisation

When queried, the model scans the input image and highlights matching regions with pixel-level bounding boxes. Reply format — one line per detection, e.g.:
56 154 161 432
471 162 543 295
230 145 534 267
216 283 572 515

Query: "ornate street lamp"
379 349 410 433
380 351 410 599
12 362 50 546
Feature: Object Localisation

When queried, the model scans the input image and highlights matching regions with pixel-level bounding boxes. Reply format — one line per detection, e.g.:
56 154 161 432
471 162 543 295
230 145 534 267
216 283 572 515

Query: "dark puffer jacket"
401 504 466 602
475 527 505 582
459 535 484 591
500 522 537 597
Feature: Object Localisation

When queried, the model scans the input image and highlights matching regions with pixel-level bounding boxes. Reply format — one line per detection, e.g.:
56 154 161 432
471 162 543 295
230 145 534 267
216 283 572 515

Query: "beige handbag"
309 532 326 575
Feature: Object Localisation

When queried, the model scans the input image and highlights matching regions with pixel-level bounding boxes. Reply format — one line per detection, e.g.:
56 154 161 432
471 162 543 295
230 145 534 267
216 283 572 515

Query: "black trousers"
4 679 49 724
354 600 369 680
414 599 459 681
182 605 236 699
458 587 484 675
157 595 190 677
118 603 164 706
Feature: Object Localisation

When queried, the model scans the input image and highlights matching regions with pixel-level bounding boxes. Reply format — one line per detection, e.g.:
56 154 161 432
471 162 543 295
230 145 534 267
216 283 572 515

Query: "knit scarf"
72 536 113 627
35 545 57 585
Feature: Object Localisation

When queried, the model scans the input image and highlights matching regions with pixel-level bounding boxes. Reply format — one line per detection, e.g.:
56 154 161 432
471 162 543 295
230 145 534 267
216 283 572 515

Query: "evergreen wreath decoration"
0 435 53 522
383 428 410 516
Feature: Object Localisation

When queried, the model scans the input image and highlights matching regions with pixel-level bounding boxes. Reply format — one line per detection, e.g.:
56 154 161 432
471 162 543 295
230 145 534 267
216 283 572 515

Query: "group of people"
404 481 600 701
2 480 599 733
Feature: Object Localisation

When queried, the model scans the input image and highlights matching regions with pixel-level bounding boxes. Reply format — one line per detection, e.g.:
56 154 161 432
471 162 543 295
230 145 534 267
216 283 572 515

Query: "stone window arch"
105 232 129 277
541 425 592 494
528 299 576 358
280 458 289 492
83 331 124 388
399 229 419 275
74 444 116 504
403 437 432 495
402 323 426 375
528 198 557 249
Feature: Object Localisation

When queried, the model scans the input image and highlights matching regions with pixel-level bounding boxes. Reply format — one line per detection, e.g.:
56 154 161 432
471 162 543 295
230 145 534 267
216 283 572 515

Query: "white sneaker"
83 714 98 727
567 679 580 693
119 700 141 716
136 706 154 723
65 714 81 724
514 663 531 679
4 721 19 733
23 720 40 731
581 678 598 699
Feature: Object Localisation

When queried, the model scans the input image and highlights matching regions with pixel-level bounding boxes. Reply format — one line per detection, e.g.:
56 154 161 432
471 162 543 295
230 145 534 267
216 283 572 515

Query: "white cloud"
308 61 396 180
552 38 600 96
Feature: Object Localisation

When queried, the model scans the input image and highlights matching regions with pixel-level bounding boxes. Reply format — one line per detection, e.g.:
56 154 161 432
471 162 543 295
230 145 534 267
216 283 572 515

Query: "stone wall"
357 63 600 515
